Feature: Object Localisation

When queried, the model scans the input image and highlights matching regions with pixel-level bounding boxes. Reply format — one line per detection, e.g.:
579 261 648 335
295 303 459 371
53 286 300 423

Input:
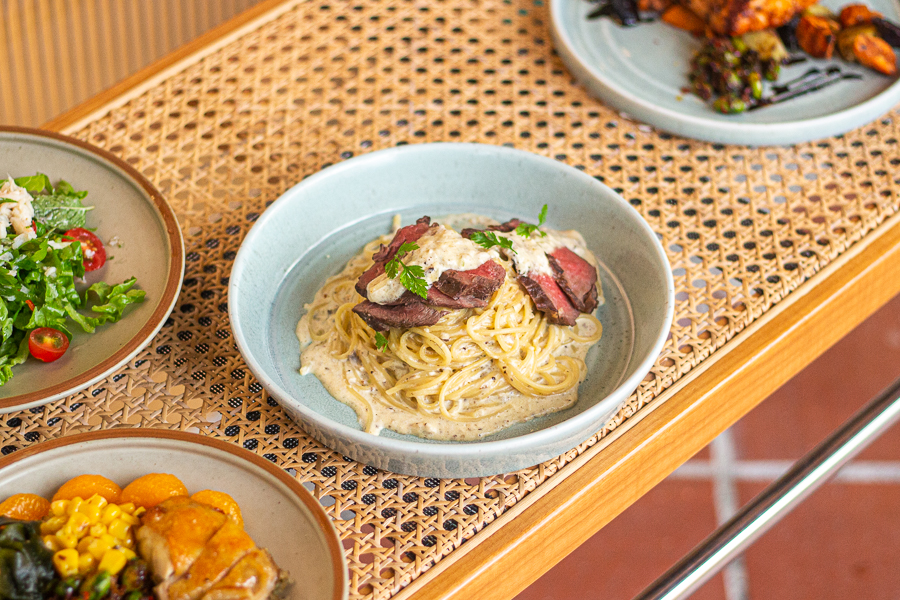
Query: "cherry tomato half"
28 328 70 362
64 228 106 272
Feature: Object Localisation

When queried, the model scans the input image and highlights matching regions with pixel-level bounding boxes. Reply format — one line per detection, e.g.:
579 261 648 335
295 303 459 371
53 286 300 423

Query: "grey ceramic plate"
0 127 184 413
229 143 674 478
0 430 348 600
551 0 900 145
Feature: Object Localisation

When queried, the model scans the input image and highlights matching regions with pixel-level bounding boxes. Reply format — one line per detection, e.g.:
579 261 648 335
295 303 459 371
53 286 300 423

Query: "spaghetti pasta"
296 218 603 441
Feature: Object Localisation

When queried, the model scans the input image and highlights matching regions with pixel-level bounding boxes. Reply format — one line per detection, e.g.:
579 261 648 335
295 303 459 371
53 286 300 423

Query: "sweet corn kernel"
77 552 96 575
56 531 79 550
53 549 79 578
66 512 91 534
133 507 146 518
42 536 62 552
66 498 84 515
100 504 121 524
46 494 142 580
50 500 68 517
40 516 67 535
86 494 107 511
86 535 115 560
97 549 127 575
107 518 130 540
77 537 92 554
118 512 140 526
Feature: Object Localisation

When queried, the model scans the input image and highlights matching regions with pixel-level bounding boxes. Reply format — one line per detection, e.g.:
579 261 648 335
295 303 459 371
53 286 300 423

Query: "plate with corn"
0 429 348 600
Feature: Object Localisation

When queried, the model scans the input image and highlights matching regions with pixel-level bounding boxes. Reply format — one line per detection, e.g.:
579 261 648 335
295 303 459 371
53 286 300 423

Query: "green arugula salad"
0 173 145 385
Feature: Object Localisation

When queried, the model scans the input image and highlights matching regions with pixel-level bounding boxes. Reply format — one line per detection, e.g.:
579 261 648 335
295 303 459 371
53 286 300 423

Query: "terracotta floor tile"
733 293 900 461
514 480 725 600
738 481 900 600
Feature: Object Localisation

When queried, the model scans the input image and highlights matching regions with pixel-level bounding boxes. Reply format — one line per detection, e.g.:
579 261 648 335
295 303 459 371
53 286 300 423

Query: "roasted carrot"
661 4 706 34
853 33 897 75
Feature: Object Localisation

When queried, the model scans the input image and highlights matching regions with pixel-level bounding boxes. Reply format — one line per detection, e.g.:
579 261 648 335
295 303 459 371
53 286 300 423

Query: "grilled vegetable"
852 33 897 74
742 29 789 61
873 16 900 47
837 23 879 60
803 4 837 19
839 4 882 27
689 37 782 113
661 4 706 33
796 14 839 58
776 15 802 52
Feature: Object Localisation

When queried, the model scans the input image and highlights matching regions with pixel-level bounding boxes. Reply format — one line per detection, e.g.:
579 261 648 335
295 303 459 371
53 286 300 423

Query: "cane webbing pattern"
2 1 899 598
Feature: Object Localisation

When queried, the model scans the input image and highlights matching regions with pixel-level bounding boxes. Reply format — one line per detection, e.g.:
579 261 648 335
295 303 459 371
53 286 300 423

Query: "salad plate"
0 127 184 413
229 143 674 478
550 0 900 145
0 429 349 600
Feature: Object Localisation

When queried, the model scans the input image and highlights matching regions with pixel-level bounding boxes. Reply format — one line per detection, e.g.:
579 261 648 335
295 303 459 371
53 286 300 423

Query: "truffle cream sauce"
295 214 602 441
365 224 496 304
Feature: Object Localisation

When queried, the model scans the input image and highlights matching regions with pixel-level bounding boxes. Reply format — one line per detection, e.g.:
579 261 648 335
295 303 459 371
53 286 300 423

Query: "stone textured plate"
229 143 674 478
0 429 349 600
550 0 900 146
0 127 184 413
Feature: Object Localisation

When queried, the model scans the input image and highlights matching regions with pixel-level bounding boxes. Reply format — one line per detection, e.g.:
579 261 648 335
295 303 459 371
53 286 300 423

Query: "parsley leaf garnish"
384 242 428 299
375 332 389 352
469 230 515 253
515 204 548 238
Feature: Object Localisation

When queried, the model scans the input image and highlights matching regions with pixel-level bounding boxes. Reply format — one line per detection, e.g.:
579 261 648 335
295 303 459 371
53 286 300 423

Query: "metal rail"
633 374 900 600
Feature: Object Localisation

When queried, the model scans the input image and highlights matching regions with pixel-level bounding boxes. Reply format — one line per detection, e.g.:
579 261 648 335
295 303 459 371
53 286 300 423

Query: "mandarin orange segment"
51 475 122 504
120 473 188 509
190 490 244 527
0 493 51 520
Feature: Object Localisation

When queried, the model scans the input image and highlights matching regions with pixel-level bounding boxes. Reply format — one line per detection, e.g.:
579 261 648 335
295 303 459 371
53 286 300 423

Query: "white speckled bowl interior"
229 143 674 478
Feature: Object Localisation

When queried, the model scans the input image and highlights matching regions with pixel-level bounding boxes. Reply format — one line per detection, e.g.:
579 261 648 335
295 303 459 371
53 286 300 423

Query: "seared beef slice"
432 260 505 303
352 301 447 332
547 247 599 313
518 273 580 326
356 216 435 298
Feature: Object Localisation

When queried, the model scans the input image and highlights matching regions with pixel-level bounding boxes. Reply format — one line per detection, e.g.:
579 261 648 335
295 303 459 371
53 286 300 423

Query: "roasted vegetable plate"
550 0 900 144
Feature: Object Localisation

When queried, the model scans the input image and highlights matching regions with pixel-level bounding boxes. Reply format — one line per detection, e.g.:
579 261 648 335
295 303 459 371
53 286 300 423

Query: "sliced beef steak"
547 247 599 313
356 216 435 297
432 260 505 303
517 273 580 326
352 301 447 332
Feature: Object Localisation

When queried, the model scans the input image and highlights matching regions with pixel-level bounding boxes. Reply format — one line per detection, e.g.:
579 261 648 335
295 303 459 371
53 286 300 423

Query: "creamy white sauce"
497 227 596 277
296 320 598 441
366 224 497 304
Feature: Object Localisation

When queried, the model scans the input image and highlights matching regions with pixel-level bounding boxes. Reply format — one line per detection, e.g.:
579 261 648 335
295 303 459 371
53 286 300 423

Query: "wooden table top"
4 1 900 599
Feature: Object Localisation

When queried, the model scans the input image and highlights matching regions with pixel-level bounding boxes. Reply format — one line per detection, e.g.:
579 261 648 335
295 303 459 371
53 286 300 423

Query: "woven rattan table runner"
3 1 899 597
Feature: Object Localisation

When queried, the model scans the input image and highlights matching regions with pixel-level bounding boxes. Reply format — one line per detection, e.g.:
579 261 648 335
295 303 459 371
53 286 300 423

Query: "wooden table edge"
33 3 900 597
399 211 900 600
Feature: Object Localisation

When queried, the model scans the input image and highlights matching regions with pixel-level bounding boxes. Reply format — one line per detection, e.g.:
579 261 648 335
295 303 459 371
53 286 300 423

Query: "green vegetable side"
0 517 56 600
0 174 145 385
